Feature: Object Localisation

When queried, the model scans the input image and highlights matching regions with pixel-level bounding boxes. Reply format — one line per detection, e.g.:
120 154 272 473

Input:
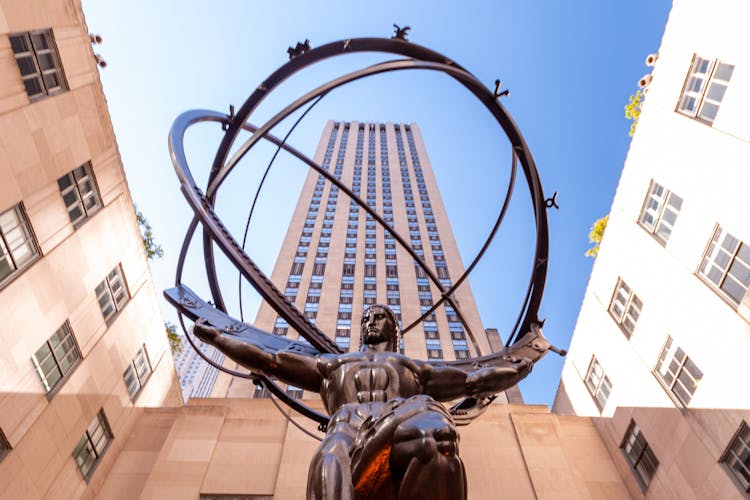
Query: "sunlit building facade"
554 0 750 497
216 120 506 400
0 1 181 497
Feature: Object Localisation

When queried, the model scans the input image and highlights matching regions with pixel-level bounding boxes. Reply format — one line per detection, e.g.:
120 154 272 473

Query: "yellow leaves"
585 215 609 258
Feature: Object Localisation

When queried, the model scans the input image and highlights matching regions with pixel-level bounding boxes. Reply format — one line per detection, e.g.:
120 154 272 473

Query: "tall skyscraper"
172 338 224 402
217 120 505 400
0 1 180 496
554 0 750 497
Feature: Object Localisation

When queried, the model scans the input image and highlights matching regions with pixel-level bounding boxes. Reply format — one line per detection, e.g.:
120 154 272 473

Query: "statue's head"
360 304 399 352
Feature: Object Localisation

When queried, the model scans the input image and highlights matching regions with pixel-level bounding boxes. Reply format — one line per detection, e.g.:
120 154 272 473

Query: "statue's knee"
392 411 459 465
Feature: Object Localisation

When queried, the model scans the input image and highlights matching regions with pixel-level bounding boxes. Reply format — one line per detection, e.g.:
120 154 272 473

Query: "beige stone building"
215 120 503 400
554 0 750 498
0 1 181 498
0 1 666 498
97 400 632 499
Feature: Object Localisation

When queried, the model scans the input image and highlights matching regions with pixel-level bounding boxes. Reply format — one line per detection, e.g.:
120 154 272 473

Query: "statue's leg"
350 396 466 500
390 408 466 500
307 421 356 500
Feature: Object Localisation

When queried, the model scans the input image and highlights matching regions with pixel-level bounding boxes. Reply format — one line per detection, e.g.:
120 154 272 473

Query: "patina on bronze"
194 304 531 499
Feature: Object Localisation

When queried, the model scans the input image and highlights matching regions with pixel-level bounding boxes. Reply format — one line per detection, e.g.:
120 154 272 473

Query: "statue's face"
361 306 397 348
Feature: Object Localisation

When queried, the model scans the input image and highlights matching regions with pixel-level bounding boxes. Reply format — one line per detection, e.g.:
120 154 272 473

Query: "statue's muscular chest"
322 353 422 404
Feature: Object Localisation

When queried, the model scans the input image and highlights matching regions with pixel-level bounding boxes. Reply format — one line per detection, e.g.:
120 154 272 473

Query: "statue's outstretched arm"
421 357 532 401
194 318 322 392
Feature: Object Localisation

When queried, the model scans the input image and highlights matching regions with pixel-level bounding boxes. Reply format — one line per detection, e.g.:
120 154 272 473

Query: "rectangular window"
9 30 67 100
454 349 469 360
273 327 288 336
32 321 81 394
654 336 702 407
584 356 612 411
608 278 642 338
58 163 102 226
286 386 303 399
73 409 112 480
427 349 443 360
639 181 682 244
95 265 129 324
253 385 271 399
720 421 750 495
313 263 326 275
699 226 750 305
0 203 39 285
621 420 659 490
0 428 10 464
123 346 151 400
677 55 734 124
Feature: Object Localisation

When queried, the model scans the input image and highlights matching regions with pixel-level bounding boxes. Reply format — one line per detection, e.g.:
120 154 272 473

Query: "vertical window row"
395 125 439 359
380 125 401 331
360 124 377 315
334 125 362 351
277 124 339 338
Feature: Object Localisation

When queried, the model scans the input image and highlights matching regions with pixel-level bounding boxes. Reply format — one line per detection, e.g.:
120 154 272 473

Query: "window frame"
608 278 643 338
620 420 659 491
653 336 702 408
0 427 11 464
9 29 68 101
72 409 113 481
638 180 683 245
123 345 152 401
58 162 102 228
676 54 734 125
0 202 41 290
697 225 750 308
720 421 750 497
32 321 82 397
95 264 130 325
584 356 612 412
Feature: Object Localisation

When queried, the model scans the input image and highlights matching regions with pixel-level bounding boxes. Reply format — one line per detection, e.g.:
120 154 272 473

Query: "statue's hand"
193 318 222 345
466 357 532 396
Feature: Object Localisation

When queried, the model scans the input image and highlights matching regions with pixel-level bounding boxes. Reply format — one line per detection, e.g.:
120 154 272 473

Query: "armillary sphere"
164 31 564 433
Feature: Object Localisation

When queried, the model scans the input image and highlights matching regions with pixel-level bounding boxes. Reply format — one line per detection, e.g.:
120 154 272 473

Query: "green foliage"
585 215 609 258
625 90 643 137
165 321 182 353
135 207 164 260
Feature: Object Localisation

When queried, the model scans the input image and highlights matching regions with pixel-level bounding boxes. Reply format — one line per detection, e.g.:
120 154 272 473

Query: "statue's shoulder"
376 351 425 369
317 351 366 372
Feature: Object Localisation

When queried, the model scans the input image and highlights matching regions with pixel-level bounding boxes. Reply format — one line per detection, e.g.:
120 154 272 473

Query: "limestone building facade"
216 121 504 401
554 0 750 498
0 1 181 498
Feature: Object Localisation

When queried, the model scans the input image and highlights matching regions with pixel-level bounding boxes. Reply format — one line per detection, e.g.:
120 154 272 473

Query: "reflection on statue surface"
194 304 532 500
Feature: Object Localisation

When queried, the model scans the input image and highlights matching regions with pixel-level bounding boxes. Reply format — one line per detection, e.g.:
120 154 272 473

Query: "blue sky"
81 0 672 406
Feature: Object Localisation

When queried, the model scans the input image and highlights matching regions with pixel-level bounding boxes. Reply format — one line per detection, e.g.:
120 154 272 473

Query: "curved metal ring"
202 37 548 347
199 59 482 353
167 36 549 428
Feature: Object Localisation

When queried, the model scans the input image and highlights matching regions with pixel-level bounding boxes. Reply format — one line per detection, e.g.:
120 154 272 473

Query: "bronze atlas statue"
165 27 564 500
